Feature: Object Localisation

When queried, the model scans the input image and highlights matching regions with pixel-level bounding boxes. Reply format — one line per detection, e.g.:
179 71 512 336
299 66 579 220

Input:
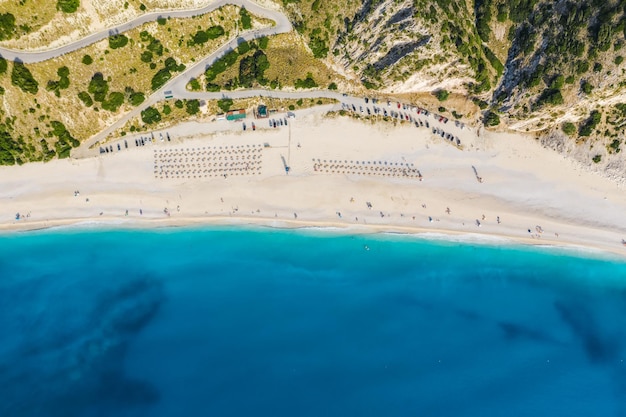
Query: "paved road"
1 0 412 158
0 0 290 62
61 0 296 156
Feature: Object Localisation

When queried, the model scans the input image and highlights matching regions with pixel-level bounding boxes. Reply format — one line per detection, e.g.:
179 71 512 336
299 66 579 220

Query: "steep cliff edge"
283 0 626 178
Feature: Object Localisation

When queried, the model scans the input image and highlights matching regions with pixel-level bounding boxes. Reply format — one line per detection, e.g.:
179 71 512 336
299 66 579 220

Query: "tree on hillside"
0 13 16 40
109 34 129 49
435 89 449 101
238 50 270 88
217 98 233 112
57 0 80 13
141 107 161 124
186 99 200 115
240 7 252 30
484 111 500 126
88 73 109 102
11 62 38 94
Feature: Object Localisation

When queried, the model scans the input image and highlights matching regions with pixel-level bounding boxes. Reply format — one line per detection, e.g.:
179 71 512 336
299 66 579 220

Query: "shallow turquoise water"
1 227 626 416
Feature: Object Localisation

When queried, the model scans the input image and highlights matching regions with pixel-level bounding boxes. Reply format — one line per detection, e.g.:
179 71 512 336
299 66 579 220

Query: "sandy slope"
1 111 625 258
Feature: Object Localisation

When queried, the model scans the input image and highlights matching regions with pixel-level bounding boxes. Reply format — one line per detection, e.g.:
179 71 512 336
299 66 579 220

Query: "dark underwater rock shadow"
1 275 165 417
554 300 621 364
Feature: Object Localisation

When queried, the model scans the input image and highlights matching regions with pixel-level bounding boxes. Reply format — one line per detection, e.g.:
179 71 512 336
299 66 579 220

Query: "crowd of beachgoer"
153 145 263 179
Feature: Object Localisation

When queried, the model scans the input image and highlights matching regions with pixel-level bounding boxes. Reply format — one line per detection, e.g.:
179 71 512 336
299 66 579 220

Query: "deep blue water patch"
1 227 626 416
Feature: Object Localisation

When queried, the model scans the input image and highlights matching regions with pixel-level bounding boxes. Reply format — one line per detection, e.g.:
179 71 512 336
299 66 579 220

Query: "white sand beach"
2 110 626 258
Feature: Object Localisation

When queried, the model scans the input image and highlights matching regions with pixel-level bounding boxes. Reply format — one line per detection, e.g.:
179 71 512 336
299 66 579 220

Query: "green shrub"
164 57 184 72
50 120 79 159
46 80 61 97
295 73 318 89
109 34 129 49
141 106 161 124
57 0 79 13
616 56 624 65
309 36 328 58
288 104 295 110
102 91 125 112
129 92 145 106
57 66 69 78
192 30 209 45
496 3 508 21
238 50 269 87
11 62 39 94
237 40 250 55
206 25 225 39
592 154 602 163
535 88 563 107
581 80 593 94
484 111 500 126
435 89 449 101
174 99 184 108
561 122 576 136
78 91 93 107
475 0 492 42
186 99 200 115
579 110 601 136
550 74 564 89
0 129 20 165
205 50 239 81
140 50 153 63
162 104 171 115
328 82 337 90
147 37 163 56
189 78 201 91
206 83 220 92
0 57 6 75
258 36 268 49
483 47 504 76
576 61 589 74
472 98 488 109
0 13 16 41
88 73 108 102
157 17 167 25
151 68 171 90
217 98 233 112
240 7 252 29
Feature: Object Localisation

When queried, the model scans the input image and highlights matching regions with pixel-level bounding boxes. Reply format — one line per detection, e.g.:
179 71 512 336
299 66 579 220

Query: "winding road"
0 0 291 62
0 0 358 157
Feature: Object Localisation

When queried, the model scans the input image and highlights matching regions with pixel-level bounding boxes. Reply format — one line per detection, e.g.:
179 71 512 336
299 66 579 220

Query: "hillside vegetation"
283 0 626 174
0 6 268 165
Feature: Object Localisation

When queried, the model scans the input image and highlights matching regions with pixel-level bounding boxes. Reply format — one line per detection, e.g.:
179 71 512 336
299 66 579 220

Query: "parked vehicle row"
342 101 461 147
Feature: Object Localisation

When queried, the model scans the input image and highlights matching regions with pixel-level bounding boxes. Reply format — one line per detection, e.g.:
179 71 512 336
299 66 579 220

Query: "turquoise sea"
1 227 626 416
